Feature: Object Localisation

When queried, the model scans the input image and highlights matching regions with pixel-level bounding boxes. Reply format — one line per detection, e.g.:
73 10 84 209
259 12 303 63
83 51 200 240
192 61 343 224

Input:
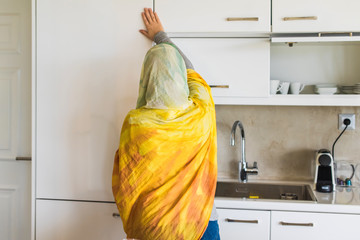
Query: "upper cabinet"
155 0 270 34
172 38 269 100
272 0 360 33
156 0 360 35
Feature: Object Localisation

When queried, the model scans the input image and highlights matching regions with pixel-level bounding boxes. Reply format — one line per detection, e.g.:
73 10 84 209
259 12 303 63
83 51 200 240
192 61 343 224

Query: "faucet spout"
230 120 258 182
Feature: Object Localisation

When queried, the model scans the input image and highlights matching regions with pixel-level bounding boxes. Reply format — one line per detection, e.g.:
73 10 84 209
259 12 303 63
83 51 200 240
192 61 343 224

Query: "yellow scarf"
112 44 217 240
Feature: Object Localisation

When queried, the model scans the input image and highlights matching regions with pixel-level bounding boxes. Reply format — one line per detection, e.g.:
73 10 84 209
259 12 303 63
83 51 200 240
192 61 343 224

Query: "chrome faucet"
230 120 258 182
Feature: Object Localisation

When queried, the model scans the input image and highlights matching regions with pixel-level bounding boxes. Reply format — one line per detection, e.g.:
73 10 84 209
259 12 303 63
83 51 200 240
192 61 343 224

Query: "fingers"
141 12 149 26
148 8 156 22
139 29 150 39
139 29 148 35
154 12 161 23
144 8 155 24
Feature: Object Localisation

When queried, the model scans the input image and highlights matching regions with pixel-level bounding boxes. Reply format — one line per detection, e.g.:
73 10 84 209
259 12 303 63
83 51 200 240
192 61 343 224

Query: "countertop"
215 179 360 214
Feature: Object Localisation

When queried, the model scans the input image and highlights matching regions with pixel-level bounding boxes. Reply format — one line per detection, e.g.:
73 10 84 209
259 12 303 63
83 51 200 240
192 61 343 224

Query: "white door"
36 0 152 202
272 0 360 33
217 208 270 240
36 200 126 240
0 0 31 239
271 211 360 240
155 0 270 33
0 161 31 240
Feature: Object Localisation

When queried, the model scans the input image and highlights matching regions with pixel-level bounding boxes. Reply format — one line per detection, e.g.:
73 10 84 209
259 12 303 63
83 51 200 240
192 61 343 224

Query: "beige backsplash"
215 105 360 182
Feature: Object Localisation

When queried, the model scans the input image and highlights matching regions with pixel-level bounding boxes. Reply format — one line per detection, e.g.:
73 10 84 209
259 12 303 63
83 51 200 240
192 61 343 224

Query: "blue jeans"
201 220 220 240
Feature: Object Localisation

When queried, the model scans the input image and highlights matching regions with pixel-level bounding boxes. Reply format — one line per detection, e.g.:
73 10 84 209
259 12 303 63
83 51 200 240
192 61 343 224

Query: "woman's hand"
139 8 164 41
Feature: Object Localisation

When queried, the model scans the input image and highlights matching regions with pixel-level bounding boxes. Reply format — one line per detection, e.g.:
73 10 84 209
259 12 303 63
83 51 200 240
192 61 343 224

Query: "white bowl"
315 84 337 89
315 87 338 95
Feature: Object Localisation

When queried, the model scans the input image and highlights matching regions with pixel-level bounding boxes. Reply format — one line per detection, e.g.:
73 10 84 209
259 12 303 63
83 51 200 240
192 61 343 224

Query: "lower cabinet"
217 208 270 240
218 208 360 240
271 211 360 240
36 199 126 240
35 201 360 240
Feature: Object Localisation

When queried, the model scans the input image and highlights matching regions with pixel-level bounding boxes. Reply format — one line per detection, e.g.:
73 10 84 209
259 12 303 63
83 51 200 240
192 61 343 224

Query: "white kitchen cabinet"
36 0 152 202
172 38 270 99
218 208 360 240
155 0 270 33
36 200 126 240
271 211 360 240
217 208 270 240
272 0 360 33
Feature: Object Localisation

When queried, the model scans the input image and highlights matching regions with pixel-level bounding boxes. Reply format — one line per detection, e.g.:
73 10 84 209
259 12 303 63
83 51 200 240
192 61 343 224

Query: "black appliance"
314 149 335 193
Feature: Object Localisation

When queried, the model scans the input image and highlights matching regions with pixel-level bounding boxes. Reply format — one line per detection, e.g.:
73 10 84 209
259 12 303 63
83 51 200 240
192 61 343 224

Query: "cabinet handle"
209 85 229 88
112 213 121 218
318 32 353 37
227 17 259 22
279 221 314 227
16 156 32 161
225 218 258 224
283 16 318 21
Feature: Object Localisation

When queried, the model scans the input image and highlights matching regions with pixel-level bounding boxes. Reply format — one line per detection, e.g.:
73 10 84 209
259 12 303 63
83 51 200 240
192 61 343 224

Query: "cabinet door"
155 0 270 33
172 38 270 99
272 0 360 33
217 208 270 240
271 211 360 240
36 200 126 240
36 0 152 201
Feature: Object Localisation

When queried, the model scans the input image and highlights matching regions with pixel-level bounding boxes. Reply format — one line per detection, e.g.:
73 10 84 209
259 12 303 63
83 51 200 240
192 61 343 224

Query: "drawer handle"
279 221 314 227
16 156 32 161
225 218 258 224
227 17 259 22
283 16 318 21
209 85 229 88
112 213 121 218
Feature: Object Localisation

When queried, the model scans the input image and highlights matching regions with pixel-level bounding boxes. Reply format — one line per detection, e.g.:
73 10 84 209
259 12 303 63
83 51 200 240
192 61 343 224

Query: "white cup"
290 82 305 95
270 80 283 95
279 81 290 95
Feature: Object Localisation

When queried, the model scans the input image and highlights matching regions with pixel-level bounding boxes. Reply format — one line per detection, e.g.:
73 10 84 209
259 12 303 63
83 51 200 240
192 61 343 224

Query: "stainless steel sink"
216 181 317 202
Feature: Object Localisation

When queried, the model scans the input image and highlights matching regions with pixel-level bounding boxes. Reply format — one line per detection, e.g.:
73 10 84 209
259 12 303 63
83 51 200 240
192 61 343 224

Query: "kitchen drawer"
271 210 360 240
36 200 126 240
155 0 270 33
172 38 270 99
217 208 270 240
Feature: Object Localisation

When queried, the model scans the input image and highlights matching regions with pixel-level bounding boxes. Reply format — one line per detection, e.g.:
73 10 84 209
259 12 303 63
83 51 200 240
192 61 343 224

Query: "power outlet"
338 114 356 130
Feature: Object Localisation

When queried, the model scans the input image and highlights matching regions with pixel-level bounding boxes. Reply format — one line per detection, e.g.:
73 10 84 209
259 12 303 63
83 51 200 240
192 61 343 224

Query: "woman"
112 8 219 240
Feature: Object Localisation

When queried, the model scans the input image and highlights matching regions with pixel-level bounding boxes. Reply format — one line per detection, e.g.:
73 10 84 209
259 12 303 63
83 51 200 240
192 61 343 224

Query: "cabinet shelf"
271 36 360 43
214 94 360 106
